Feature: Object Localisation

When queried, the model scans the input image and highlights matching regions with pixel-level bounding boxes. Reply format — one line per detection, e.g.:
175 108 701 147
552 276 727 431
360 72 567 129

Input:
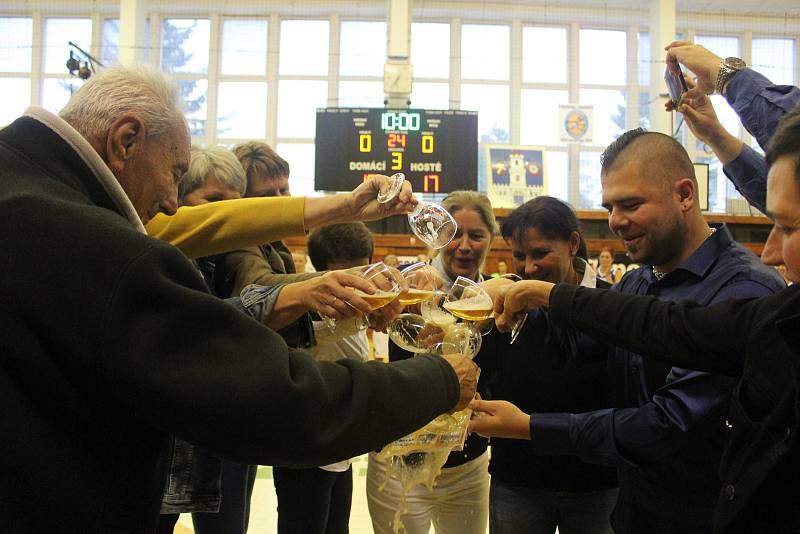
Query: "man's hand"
493 280 555 332
668 77 744 165
441 354 479 412
664 41 722 95
468 399 531 439
348 174 418 222
479 276 515 301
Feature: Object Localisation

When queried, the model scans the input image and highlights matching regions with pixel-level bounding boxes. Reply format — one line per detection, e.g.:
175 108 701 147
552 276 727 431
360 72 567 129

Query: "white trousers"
366 451 489 534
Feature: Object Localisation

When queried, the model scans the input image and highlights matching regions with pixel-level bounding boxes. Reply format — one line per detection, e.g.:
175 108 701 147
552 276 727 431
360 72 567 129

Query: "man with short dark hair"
274 222 377 534
474 128 785 534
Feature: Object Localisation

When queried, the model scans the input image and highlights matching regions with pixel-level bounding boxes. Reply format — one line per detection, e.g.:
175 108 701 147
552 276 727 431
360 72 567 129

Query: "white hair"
59 63 184 143
178 147 247 200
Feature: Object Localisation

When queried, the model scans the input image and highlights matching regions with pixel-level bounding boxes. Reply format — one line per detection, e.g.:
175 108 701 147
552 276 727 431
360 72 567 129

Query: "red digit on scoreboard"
423 174 440 193
387 133 407 149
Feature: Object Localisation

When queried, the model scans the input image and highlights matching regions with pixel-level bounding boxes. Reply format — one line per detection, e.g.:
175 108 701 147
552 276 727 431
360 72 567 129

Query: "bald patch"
603 132 696 192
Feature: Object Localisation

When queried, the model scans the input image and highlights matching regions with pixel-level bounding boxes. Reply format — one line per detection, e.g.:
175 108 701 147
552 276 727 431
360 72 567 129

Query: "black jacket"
0 114 459 533
550 283 800 533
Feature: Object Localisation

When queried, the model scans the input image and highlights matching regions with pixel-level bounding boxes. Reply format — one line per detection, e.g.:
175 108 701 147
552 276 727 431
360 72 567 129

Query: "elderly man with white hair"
0 64 478 532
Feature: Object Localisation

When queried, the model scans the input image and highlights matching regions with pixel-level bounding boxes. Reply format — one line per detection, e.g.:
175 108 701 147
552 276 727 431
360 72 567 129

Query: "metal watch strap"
715 57 745 95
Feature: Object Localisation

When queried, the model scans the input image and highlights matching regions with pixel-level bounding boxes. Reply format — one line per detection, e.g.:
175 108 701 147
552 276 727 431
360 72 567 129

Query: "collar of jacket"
21 106 146 234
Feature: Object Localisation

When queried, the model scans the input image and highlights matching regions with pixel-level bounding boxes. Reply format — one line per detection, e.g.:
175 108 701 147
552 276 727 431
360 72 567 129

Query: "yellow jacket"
145 197 306 258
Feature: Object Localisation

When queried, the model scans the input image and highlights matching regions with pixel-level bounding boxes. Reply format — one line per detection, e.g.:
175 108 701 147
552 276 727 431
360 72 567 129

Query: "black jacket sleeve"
549 283 754 377
97 242 460 467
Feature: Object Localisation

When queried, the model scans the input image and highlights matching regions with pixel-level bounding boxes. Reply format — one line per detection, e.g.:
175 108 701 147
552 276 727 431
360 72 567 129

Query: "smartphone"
664 64 689 106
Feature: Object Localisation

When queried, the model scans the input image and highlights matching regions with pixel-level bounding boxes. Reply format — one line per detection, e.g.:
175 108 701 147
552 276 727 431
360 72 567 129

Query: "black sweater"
488 282 617 492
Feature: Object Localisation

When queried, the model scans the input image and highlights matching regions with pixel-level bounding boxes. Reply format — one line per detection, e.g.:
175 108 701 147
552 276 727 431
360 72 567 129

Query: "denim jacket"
160 265 283 513
161 438 222 513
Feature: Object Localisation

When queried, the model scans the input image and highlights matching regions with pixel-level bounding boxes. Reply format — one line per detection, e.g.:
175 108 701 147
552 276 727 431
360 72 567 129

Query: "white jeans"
366 451 489 534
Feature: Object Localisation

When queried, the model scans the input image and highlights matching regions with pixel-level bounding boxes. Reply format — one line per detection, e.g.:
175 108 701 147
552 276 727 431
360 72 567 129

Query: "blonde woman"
367 191 499 534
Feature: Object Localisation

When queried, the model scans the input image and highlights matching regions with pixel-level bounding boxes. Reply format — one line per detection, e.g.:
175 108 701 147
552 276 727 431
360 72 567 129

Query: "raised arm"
146 174 418 258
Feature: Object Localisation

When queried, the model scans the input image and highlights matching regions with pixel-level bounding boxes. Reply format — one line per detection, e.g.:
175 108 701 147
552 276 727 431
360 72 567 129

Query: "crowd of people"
1 36 800 534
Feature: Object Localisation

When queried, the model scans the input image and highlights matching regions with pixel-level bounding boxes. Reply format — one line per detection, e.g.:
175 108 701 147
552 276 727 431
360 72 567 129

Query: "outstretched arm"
147 174 418 258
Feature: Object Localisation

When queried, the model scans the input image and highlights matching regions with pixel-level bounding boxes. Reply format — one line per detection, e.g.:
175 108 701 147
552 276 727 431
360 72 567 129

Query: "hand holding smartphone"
664 64 689 106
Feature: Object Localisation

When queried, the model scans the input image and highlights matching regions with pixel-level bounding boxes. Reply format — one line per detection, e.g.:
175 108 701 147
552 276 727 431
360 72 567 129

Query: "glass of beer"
320 262 402 337
442 276 494 323
398 262 442 308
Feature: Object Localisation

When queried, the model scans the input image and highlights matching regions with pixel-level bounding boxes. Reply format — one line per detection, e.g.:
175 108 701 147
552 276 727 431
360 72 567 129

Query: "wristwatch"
715 57 746 95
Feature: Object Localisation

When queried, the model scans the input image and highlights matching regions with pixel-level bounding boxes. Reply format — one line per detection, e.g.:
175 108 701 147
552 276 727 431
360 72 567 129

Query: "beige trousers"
366 451 489 534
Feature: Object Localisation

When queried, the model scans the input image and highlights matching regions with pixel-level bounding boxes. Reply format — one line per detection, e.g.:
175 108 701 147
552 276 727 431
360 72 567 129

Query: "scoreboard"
314 108 478 194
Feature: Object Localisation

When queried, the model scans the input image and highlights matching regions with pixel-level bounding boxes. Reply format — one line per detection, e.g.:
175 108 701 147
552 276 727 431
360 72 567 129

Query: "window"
5 5 788 210
338 81 383 107
221 19 268 76
545 151 569 201
579 152 603 209
522 27 567 84
101 19 120 65
580 29 626 85
462 24 509 81
217 82 268 139
42 78 82 114
45 18 92 74
277 80 327 138
637 32 650 87
43 18 92 115
340 21 385 77
161 19 210 74
0 78 31 125
411 23 450 79
280 20 328 76
519 89 569 146
695 35 739 60
411 82 449 110
461 84 509 143
0 17 32 123
101 18 151 66
277 143 317 196
752 37 796 85
580 88 627 146
177 79 208 137
1 17 33 72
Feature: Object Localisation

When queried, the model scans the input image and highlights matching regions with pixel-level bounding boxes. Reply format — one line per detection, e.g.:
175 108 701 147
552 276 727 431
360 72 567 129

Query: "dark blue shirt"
722 68 800 213
530 224 785 532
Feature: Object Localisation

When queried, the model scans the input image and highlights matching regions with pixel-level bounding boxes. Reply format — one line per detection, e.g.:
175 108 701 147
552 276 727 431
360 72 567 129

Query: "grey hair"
59 63 183 143
178 146 247 200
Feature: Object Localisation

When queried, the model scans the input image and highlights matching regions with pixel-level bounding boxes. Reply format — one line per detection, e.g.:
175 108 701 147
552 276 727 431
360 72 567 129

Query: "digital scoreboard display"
314 108 478 194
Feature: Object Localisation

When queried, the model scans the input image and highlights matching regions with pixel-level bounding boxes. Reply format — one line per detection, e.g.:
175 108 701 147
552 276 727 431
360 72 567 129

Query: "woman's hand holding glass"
398 262 444 312
375 173 458 250
350 173 418 221
320 261 405 336
301 270 375 322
